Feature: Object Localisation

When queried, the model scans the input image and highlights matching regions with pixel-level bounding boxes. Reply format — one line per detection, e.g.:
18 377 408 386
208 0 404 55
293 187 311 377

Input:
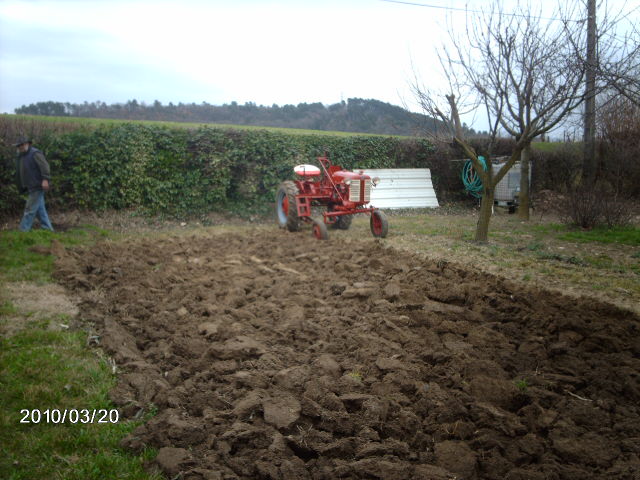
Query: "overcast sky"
0 0 637 131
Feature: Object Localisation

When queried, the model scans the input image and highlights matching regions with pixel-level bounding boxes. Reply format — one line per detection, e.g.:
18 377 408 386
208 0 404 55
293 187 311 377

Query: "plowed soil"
53 229 640 480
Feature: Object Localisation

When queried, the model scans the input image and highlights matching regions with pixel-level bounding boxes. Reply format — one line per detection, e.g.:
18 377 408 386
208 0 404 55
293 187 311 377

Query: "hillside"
14 98 476 137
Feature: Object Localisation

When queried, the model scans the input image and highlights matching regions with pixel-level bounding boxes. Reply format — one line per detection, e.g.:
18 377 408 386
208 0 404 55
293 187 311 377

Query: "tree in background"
467 2 587 221
412 1 586 240
15 101 70 117
13 98 452 137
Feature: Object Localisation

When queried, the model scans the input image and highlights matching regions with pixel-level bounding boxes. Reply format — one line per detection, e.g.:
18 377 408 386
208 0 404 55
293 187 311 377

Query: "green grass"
0 300 19 316
530 141 579 153
0 225 159 480
530 223 640 247
530 142 560 152
386 215 475 240
558 226 640 246
0 226 111 283
526 240 546 252
581 254 619 270
534 251 586 266
0 327 161 480
531 223 565 235
4 113 406 138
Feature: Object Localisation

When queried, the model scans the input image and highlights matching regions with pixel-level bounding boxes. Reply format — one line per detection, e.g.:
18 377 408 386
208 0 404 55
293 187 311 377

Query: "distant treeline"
14 98 479 137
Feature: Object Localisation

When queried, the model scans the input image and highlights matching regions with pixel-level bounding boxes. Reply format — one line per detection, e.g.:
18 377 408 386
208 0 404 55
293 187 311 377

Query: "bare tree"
412 61 499 242
412 1 586 240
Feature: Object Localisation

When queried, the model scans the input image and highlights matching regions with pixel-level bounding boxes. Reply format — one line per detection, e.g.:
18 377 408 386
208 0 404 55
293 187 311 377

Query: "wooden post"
582 0 597 183
518 144 531 220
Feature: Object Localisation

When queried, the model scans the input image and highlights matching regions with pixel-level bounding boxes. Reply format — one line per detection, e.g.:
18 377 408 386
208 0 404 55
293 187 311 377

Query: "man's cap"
13 136 31 147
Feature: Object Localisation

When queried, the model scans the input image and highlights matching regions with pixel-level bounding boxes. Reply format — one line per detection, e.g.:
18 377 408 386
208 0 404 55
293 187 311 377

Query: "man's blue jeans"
19 190 54 232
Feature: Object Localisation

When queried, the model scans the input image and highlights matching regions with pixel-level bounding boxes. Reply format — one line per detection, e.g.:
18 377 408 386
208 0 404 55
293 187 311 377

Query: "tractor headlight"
344 180 351 186
372 177 380 187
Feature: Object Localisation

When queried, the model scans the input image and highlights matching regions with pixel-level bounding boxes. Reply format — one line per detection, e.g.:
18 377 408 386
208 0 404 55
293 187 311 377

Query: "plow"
276 155 388 240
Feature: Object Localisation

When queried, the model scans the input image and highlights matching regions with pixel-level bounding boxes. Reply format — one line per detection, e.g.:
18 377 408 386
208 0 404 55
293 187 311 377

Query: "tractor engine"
332 171 373 205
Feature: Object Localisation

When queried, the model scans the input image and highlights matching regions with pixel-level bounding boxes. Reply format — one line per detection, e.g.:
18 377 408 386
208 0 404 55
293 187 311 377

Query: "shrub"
562 182 634 229
0 117 437 218
530 143 582 194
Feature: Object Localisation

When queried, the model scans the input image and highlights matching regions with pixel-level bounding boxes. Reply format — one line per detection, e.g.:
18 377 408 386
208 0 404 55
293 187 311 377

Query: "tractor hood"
332 171 370 181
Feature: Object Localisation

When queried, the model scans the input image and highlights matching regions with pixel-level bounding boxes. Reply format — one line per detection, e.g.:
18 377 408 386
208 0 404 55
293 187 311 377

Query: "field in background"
4 114 572 146
2 114 404 138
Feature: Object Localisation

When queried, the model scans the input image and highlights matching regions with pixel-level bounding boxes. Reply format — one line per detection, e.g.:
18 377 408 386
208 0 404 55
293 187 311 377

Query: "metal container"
492 162 529 206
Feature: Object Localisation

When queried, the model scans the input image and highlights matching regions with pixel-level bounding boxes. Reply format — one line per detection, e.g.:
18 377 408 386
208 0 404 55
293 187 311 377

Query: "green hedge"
1 118 437 218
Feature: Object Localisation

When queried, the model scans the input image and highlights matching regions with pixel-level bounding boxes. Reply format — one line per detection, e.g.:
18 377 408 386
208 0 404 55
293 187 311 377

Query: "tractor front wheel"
370 210 388 238
311 218 329 240
276 181 301 232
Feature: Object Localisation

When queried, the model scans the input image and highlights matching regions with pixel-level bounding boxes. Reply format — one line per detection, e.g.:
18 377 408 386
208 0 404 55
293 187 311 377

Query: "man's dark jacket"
15 147 51 193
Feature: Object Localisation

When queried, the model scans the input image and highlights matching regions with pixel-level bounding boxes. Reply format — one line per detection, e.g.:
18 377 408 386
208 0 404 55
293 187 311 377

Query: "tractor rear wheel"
276 181 301 232
370 210 388 238
311 218 329 240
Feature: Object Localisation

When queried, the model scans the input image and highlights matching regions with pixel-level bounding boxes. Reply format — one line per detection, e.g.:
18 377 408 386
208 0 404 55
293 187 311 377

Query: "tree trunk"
474 187 494 243
518 145 531 220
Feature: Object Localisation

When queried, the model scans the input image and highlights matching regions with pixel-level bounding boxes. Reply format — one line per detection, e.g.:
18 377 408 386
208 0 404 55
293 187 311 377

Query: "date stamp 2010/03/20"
19 409 119 424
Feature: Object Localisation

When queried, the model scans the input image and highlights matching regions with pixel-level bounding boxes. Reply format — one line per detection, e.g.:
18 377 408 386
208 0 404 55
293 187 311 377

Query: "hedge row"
1 118 449 218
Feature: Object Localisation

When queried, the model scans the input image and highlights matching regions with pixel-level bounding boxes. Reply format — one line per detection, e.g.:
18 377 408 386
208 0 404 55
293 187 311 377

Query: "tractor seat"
294 164 321 177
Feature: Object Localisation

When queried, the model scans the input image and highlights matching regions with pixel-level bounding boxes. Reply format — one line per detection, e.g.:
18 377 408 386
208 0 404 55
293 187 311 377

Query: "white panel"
357 168 439 209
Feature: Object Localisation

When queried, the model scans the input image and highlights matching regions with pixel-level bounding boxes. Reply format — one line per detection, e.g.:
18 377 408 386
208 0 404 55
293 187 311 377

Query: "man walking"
14 136 54 232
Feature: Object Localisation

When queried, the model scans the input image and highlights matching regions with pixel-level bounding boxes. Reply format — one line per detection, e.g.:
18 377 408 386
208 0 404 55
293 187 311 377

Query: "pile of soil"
53 229 640 480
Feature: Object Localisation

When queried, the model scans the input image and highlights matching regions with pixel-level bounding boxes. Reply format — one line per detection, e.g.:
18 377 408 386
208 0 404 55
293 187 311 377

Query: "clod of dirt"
263 394 302 429
197 321 220 339
209 336 266 360
311 354 342 378
154 446 194 476
435 440 478 478
233 391 264 420
383 282 401 300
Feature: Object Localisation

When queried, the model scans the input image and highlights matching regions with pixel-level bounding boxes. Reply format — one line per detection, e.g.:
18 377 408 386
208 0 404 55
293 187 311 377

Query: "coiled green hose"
462 156 487 198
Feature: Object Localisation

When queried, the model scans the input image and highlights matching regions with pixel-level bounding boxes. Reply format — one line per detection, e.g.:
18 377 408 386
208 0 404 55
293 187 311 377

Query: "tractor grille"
349 180 371 203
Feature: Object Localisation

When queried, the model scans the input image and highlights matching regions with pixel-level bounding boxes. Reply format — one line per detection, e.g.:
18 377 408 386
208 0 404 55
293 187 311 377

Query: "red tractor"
275 155 388 240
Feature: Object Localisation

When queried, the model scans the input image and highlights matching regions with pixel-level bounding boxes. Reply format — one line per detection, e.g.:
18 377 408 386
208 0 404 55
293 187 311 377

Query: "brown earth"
52 229 640 480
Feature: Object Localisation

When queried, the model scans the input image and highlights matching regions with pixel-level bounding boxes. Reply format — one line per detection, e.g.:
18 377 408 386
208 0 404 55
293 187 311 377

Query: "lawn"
0 227 161 480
